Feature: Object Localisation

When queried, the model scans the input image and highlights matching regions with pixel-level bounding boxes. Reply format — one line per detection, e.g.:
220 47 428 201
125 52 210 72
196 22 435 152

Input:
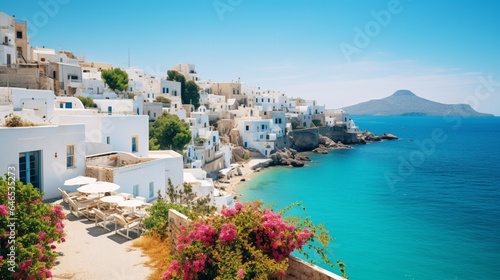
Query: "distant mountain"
342 90 494 117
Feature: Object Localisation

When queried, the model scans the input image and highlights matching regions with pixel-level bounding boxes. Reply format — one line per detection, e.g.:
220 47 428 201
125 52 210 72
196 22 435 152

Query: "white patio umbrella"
77 181 120 194
64 176 97 186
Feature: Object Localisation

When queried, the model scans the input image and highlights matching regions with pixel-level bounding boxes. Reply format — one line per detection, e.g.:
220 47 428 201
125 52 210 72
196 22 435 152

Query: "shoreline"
215 158 270 198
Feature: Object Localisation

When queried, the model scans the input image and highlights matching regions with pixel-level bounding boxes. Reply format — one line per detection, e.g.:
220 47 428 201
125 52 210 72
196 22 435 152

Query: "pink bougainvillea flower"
237 268 245 278
0 204 8 216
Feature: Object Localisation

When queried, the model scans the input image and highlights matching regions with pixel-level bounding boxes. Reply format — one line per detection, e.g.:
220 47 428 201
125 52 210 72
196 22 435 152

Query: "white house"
93 99 135 115
53 110 149 157
55 96 85 109
148 150 184 190
0 87 55 124
85 152 166 202
0 12 16 66
183 168 233 210
325 109 359 133
160 79 181 97
237 118 275 156
48 62 83 96
0 123 86 200
143 102 163 121
79 62 112 97
126 67 145 93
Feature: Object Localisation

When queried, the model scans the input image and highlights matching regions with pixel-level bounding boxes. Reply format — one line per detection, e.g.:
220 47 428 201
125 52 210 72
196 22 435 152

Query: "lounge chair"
59 188 93 204
134 196 147 203
58 188 82 203
135 203 153 217
94 208 122 231
67 198 96 219
112 214 142 239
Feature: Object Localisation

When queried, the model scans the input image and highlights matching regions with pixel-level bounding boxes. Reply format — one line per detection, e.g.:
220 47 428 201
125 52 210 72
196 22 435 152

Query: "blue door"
19 150 42 191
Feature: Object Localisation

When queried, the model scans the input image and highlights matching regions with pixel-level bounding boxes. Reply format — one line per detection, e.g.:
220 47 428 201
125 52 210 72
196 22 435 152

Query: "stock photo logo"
213 0 243 21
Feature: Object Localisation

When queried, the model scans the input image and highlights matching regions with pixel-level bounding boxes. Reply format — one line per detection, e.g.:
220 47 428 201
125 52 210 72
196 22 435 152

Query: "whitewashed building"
0 123 86 200
237 118 275 156
86 152 166 202
53 109 149 157
0 87 55 123
79 62 113 97
0 12 16 66
148 150 184 190
183 169 233 210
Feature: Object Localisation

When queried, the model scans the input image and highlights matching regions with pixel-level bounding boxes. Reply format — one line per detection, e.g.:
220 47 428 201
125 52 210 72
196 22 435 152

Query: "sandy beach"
215 158 270 197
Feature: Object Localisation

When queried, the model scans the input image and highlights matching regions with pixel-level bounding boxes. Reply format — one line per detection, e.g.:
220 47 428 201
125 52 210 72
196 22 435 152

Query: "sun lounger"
67 198 97 219
94 208 122 231
112 214 143 239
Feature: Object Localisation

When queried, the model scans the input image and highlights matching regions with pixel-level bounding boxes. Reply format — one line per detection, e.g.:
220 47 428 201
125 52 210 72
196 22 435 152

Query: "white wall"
10 88 55 121
55 114 149 157
0 124 86 200
148 150 184 191
55 97 85 109
0 13 15 66
160 80 181 97
93 99 134 115
113 157 165 202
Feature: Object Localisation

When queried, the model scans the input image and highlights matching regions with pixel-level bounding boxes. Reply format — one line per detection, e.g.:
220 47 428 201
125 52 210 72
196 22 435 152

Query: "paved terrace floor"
51 200 153 280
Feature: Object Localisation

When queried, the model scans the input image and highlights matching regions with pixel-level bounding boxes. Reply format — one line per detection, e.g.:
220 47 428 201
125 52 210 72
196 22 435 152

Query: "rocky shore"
252 148 311 170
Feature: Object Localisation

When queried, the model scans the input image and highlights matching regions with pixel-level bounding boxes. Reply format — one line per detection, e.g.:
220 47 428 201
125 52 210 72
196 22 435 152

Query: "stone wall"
0 66 40 89
167 209 347 280
168 209 191 252
318 125 360 144
274 135 292 150
289 128 320 151
85 166 114 182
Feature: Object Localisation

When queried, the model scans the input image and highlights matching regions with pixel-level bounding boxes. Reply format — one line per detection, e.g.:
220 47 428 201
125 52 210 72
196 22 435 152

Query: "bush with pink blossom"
0 176 66 279
163 201 342 280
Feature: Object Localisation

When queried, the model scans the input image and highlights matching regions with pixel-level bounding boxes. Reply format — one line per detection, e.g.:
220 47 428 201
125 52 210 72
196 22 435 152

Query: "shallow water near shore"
240 116 500 279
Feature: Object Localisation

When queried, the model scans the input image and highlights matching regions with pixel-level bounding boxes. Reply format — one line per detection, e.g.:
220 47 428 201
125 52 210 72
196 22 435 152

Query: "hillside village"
0 12 362 207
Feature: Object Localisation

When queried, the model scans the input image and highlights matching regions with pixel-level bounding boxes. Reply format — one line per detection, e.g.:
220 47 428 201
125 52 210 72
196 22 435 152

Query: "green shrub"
156 96 172 104
76 96 97 108
144 179 216 238
312 119 323 127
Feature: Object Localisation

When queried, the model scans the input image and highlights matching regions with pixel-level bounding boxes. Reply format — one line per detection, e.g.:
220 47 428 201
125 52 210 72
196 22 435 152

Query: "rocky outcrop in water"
359 131 399 143
252 148 310 170
314 135 353 153
380 133 398 140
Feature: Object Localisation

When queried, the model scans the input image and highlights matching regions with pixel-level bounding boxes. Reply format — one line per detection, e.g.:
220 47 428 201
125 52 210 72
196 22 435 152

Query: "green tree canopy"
77 96 97 108
149 113 191 151
184 80 200 108
166 70 185 96
155 96 171 104
167 70 200 108
101 68 129 93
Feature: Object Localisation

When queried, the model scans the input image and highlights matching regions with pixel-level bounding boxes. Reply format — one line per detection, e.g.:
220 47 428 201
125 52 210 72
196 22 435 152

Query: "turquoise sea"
240 116 500 280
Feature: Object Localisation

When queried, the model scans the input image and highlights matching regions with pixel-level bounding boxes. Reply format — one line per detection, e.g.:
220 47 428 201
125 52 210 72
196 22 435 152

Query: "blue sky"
3 0 500 115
